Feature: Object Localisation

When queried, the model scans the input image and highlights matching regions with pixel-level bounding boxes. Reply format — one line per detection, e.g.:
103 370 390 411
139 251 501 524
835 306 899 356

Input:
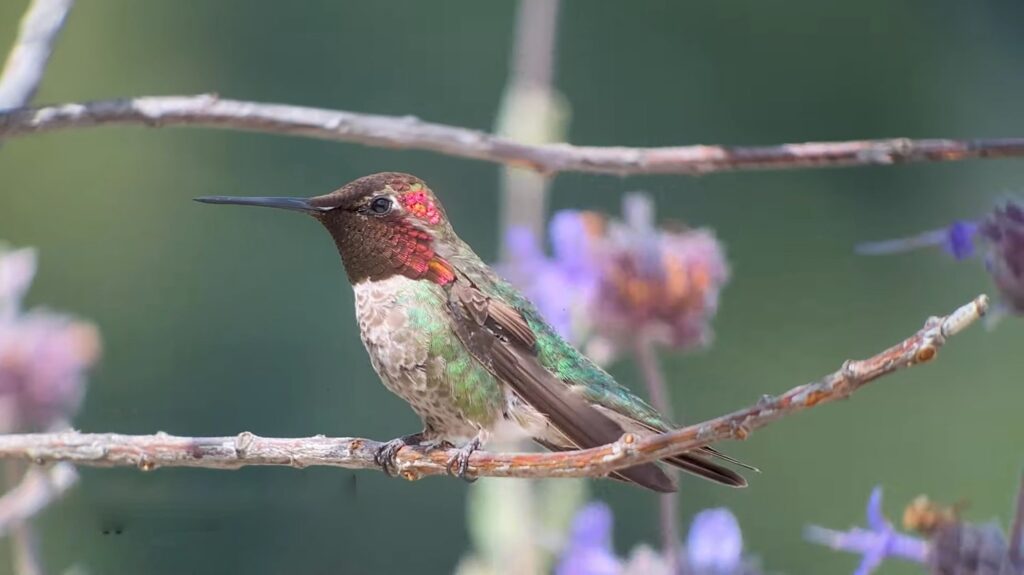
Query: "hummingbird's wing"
447 279 677 493
445 252 748 488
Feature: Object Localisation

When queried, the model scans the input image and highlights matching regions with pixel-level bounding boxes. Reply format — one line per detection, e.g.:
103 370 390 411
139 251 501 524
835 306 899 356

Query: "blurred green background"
2 1 1023 573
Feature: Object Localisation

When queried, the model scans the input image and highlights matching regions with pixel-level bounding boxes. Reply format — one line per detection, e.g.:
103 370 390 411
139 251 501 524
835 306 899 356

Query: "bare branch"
0 295 988 482
1 95 1023 175
633 334 680 568
0 0 74 110
0 463 77 538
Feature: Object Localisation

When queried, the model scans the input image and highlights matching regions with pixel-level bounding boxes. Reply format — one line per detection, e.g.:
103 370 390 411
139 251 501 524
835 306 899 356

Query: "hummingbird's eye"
368 196 393 215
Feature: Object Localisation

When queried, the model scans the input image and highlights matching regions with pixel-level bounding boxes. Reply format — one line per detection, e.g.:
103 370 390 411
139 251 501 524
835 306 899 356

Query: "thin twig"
0 461 76 575
0 0 74 110
1 96 1024 175
633 336 679 571
0 463 78 539
0 296 988 483
3 462 40 575
1010 471 1024 568
633 336 674 421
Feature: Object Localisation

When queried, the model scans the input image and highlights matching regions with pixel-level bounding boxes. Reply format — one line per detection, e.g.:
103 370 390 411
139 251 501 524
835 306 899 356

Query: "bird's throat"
330 218 455 286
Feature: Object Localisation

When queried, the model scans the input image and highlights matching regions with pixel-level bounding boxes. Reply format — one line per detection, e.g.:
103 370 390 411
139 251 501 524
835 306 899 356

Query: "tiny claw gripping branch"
373 432 426 477
445 434 484 482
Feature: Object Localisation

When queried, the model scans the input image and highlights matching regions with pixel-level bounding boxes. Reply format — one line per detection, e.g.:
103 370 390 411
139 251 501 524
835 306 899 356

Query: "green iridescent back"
448 240 673 432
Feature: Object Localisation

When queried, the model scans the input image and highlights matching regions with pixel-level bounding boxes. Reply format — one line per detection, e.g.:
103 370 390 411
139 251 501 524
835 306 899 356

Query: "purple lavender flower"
557 503 761 575
856 200 1024 316
499 194 730 363
0 245 100 432
856 221 979 260
946 221 980 260
498 212 601 344
978 202 1024 313
685 508 743 573
595 194 729 355
809 486 1024 575
806 487 930 575
556 502 622 575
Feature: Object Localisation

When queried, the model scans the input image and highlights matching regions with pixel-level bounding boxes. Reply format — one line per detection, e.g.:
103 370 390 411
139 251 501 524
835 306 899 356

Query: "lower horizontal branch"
2 95 1024 175
0 295 987 481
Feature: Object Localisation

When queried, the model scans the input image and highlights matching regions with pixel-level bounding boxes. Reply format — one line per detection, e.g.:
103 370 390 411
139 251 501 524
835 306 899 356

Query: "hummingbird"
196 172 749 492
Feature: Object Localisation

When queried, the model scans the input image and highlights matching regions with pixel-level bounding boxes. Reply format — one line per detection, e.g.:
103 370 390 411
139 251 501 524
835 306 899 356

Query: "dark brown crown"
308 172 429 210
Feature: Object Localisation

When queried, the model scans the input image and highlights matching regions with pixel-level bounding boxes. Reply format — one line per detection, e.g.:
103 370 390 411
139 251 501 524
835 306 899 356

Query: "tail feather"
664 453 747 487
613 464 678 493
533 438 747 491
700 446 760 473
533 438 677 492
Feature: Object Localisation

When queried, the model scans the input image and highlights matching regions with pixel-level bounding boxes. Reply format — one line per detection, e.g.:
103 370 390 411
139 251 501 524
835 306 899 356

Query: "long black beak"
193 196 329 214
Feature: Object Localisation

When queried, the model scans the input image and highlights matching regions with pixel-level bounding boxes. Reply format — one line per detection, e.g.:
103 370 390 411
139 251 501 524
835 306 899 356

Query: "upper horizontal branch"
0 296 988 482
1 94 1024 175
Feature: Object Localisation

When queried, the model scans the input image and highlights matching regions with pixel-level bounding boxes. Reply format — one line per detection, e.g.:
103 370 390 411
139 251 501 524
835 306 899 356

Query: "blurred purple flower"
856 200 1024 316
0 245 100 432
685 508 743 573
556 502 621 575
945 221 979 260
498 212 602 343
596 194 729 354
805 487 929 575
499 194 730 363
557 503 761 575
978 202 1024 313
928 520 1019 574
856 220 979 261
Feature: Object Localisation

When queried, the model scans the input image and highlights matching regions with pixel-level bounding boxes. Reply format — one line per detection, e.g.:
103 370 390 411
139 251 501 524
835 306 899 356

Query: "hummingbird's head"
195 172 458 285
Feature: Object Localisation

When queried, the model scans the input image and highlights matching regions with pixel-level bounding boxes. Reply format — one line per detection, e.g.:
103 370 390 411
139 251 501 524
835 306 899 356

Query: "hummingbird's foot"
445 434 485 482
374 432 425 477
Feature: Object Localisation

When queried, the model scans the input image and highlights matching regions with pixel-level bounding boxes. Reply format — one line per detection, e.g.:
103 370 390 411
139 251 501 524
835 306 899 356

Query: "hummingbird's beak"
193 196 329 214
